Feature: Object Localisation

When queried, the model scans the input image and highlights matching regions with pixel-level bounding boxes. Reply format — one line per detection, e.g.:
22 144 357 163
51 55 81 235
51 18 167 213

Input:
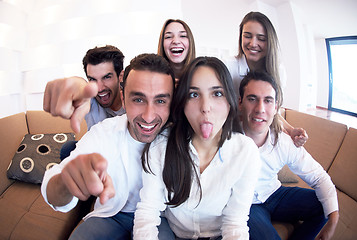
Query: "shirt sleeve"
133 137 168 240
284 135 339 218
221 138 262 240
41 161 79 212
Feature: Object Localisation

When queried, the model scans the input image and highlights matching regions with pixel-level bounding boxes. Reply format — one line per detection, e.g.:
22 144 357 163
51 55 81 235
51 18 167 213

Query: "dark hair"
82 45 124 77
239 70 282 145
161 56 238 207
157 19 196 78
121 53 175 97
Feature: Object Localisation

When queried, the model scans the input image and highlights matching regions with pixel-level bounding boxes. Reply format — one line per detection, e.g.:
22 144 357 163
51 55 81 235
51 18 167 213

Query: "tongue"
100 93 110 102
200 123 213 139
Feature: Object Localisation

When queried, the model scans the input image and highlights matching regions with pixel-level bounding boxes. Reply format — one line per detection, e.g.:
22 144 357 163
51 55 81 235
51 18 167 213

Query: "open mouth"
252 117 265 122
170 47 184 55
137 122 158 133
98 91 110 102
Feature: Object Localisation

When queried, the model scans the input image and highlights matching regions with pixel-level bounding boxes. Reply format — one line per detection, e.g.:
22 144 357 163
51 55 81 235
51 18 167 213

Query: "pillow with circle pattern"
7 133 75 184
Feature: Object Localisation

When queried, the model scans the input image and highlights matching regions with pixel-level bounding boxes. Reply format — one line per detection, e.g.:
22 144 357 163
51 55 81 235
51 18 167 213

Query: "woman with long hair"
225 11 308 147
157 19 196 84
133 57 260 239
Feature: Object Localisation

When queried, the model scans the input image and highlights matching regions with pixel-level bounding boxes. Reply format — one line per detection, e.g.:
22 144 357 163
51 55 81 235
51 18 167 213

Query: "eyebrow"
129 92 171 99
87 72 113 81
246 94 274 100
164 31 187 35
189 86 223 90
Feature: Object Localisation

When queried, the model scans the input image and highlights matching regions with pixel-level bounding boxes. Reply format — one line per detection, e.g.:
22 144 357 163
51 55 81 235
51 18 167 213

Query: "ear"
238 97 243 111
119 70 125 109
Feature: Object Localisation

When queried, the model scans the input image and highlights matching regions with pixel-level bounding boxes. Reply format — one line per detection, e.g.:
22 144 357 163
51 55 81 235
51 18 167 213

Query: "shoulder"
89 114 128 137
223 133 259 157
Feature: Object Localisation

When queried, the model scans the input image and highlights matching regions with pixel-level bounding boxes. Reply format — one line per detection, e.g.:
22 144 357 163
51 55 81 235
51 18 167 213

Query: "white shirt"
85 98 126 130
41 114 145 220
254 130 338 218
134 132 261 240
223 56 287 96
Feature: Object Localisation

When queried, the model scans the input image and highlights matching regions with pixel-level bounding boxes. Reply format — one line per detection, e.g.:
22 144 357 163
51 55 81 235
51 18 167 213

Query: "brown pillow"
7 133 75 184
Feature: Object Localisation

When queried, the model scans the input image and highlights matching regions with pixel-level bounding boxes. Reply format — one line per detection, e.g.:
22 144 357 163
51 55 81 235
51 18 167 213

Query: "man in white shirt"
238 70 339 240
41 53 175 240
44 45 126 159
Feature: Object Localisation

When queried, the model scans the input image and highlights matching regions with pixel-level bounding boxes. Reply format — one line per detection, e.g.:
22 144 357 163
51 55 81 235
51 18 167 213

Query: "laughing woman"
157 19 196 84
133 57 261 240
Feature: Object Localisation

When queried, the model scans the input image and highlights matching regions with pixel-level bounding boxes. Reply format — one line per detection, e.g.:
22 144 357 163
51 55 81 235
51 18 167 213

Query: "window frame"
325 35 357 117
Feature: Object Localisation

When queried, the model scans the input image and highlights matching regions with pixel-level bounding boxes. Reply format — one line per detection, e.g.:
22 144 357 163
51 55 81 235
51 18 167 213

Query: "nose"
172 35 180 44
250 36 258 47
201 96 211 114
142 103 156 123
96 80 105 92
255 99 265 113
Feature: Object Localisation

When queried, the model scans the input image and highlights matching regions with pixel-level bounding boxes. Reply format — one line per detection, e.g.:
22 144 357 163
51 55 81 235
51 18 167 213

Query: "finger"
82 154 108 196
99 174 115 205
73 81 98 102
61 165 91 201
70 100 91 133
43 82 52 113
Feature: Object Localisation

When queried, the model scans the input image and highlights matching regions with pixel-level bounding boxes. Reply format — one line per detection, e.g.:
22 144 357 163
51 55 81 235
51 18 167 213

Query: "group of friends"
40 11 339 240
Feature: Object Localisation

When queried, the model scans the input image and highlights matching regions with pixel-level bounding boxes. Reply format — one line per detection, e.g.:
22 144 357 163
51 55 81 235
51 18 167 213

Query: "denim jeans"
60 140 77 160
248 186 327 240
69 212 174 240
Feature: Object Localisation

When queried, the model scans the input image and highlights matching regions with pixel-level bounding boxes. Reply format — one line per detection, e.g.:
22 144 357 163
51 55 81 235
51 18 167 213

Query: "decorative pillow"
7 133 75 184
277 164 299 183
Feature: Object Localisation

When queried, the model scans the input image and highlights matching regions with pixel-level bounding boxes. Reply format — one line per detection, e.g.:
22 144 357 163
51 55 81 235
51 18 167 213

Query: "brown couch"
0 109 356 240
273 109 357 240
0 111 89 240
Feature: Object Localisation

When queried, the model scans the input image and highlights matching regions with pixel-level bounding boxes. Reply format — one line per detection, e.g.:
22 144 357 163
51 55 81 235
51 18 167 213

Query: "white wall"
0 0 356 118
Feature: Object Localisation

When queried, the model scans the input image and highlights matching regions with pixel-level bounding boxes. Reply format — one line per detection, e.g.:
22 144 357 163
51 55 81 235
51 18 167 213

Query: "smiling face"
241 21 267 68
87 62 121 111
123 70 173 143
239 79 277 146
163 22 190 66
184 66 230 144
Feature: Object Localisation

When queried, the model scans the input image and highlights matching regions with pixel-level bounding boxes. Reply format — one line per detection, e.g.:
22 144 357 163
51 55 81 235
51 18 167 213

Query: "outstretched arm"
46 153 115 207
43 77 98 133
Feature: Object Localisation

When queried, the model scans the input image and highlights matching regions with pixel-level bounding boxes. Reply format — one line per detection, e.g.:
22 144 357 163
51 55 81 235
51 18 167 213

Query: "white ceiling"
262 0 357 39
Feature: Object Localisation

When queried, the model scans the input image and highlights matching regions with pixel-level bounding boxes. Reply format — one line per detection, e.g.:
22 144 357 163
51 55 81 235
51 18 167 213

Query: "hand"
290 127 308 147
43 77 98 133
315 211 339 240
60 153 115 205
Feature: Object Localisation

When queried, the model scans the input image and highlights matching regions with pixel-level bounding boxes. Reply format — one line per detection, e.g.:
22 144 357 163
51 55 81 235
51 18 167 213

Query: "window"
326 36 357 117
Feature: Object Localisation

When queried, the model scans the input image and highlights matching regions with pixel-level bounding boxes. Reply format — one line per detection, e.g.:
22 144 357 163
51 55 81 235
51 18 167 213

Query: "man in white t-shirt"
41 53 175 240
238 70 339 240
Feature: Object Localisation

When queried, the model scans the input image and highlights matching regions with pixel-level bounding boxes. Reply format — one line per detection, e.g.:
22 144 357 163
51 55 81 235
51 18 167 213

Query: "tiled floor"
304 107 357 129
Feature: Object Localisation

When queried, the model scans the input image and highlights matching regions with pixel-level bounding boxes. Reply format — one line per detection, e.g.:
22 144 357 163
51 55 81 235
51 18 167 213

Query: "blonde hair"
238 12 281 100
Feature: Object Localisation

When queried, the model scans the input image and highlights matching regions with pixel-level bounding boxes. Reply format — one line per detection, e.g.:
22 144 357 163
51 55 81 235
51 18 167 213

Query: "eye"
265 98 274 104
156 99 166 104
258 36 266 41
247 97 256 102
189 92 199 98
133 98 143 103
88 77 96 82
213 91 224 97
180 34 188 38
243 33 252 39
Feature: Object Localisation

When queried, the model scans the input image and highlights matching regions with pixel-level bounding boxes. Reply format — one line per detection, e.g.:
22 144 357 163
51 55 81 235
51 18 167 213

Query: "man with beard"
41 53 175 239
44 45 125 159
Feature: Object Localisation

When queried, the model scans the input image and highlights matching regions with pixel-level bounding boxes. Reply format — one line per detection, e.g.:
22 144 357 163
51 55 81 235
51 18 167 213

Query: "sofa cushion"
0 112 28 195
26 110 87 140
330 189 357 240
7 133 75 184
0 182 83 240
328 127 357 202
285 109 347 171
